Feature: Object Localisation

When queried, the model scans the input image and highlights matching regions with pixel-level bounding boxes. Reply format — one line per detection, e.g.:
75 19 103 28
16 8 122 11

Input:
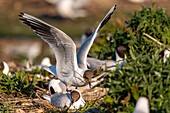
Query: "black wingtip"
18 12 24 17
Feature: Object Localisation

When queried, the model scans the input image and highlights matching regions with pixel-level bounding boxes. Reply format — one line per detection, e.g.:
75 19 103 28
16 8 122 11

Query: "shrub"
88 5 170 112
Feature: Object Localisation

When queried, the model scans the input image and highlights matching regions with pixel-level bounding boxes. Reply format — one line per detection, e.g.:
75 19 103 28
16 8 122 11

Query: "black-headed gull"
87 46 127 71
133 97 149 113
19 13 94 88
42 89 85 109
19 5 117 88
44 5 117 76
48 72 108 94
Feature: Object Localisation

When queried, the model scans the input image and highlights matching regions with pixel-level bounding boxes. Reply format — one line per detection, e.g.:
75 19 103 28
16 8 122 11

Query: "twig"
35 85 47 92
143 33 170 51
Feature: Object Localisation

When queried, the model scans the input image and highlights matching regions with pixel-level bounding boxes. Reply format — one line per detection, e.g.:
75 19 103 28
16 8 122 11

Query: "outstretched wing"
19 13 78 79
77 5 117 69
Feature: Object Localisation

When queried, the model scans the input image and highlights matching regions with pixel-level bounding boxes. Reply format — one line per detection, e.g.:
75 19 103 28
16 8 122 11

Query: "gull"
87 46 127 71
42 89 85 109
48 72 108 94
44 5 117 75
19 13 94 88
0 61 10 75
133 97 149 113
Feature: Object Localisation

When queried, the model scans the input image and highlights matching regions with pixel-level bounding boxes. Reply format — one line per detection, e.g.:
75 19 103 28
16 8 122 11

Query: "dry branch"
143 33 170 51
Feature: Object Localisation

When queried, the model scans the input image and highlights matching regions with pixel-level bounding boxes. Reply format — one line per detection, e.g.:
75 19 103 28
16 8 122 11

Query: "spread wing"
19 13 78 79
77 5 117 69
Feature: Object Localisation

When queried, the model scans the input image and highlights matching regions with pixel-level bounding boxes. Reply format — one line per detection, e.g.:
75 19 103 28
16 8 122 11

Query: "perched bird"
42 89 85 109
19 13 94 88
133 97 149 113
0 61 9 75
87 46 127 71
45 0 89 19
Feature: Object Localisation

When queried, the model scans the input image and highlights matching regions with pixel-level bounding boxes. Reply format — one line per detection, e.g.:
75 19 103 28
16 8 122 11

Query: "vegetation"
88 5 170 113
0 5 170 112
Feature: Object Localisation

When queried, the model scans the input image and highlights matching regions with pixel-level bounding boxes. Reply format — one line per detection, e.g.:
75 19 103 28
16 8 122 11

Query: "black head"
83 69 93 85
117 46 127 58
71 90 80 103
84 28 93 37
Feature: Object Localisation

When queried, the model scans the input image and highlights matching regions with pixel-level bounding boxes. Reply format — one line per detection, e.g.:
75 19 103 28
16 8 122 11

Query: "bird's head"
83 69 93 87
71 90 81 103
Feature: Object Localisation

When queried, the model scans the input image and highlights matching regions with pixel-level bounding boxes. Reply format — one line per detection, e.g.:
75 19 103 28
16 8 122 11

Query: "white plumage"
42 89 85 109
133 97 149 113
19 12 94 88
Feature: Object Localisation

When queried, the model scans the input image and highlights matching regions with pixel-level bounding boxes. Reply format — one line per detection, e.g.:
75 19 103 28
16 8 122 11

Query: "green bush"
0 68 49 97
89 5 170 59
88 5 170 113
0 72 37 97
102 51 170 112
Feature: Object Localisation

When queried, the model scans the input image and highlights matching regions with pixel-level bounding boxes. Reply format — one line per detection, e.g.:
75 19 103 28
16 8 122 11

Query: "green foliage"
102 51 170 112
88 5 170 113
0 71 37 97
125 5 170 55
90 5 170 59
0 68 50 97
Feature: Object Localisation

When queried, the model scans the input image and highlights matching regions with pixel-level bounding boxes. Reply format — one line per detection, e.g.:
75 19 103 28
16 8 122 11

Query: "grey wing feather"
77 5 117 69
19 13 78 78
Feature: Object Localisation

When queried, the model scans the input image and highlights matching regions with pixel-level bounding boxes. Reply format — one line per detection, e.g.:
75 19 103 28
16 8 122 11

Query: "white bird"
87 46 127 71
0 61 9 75
48 72 108 94
19 5 117 88
42 89 85 109
45 0 89 19
133 97 149 113
19 13 94 88
44 4 117 76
